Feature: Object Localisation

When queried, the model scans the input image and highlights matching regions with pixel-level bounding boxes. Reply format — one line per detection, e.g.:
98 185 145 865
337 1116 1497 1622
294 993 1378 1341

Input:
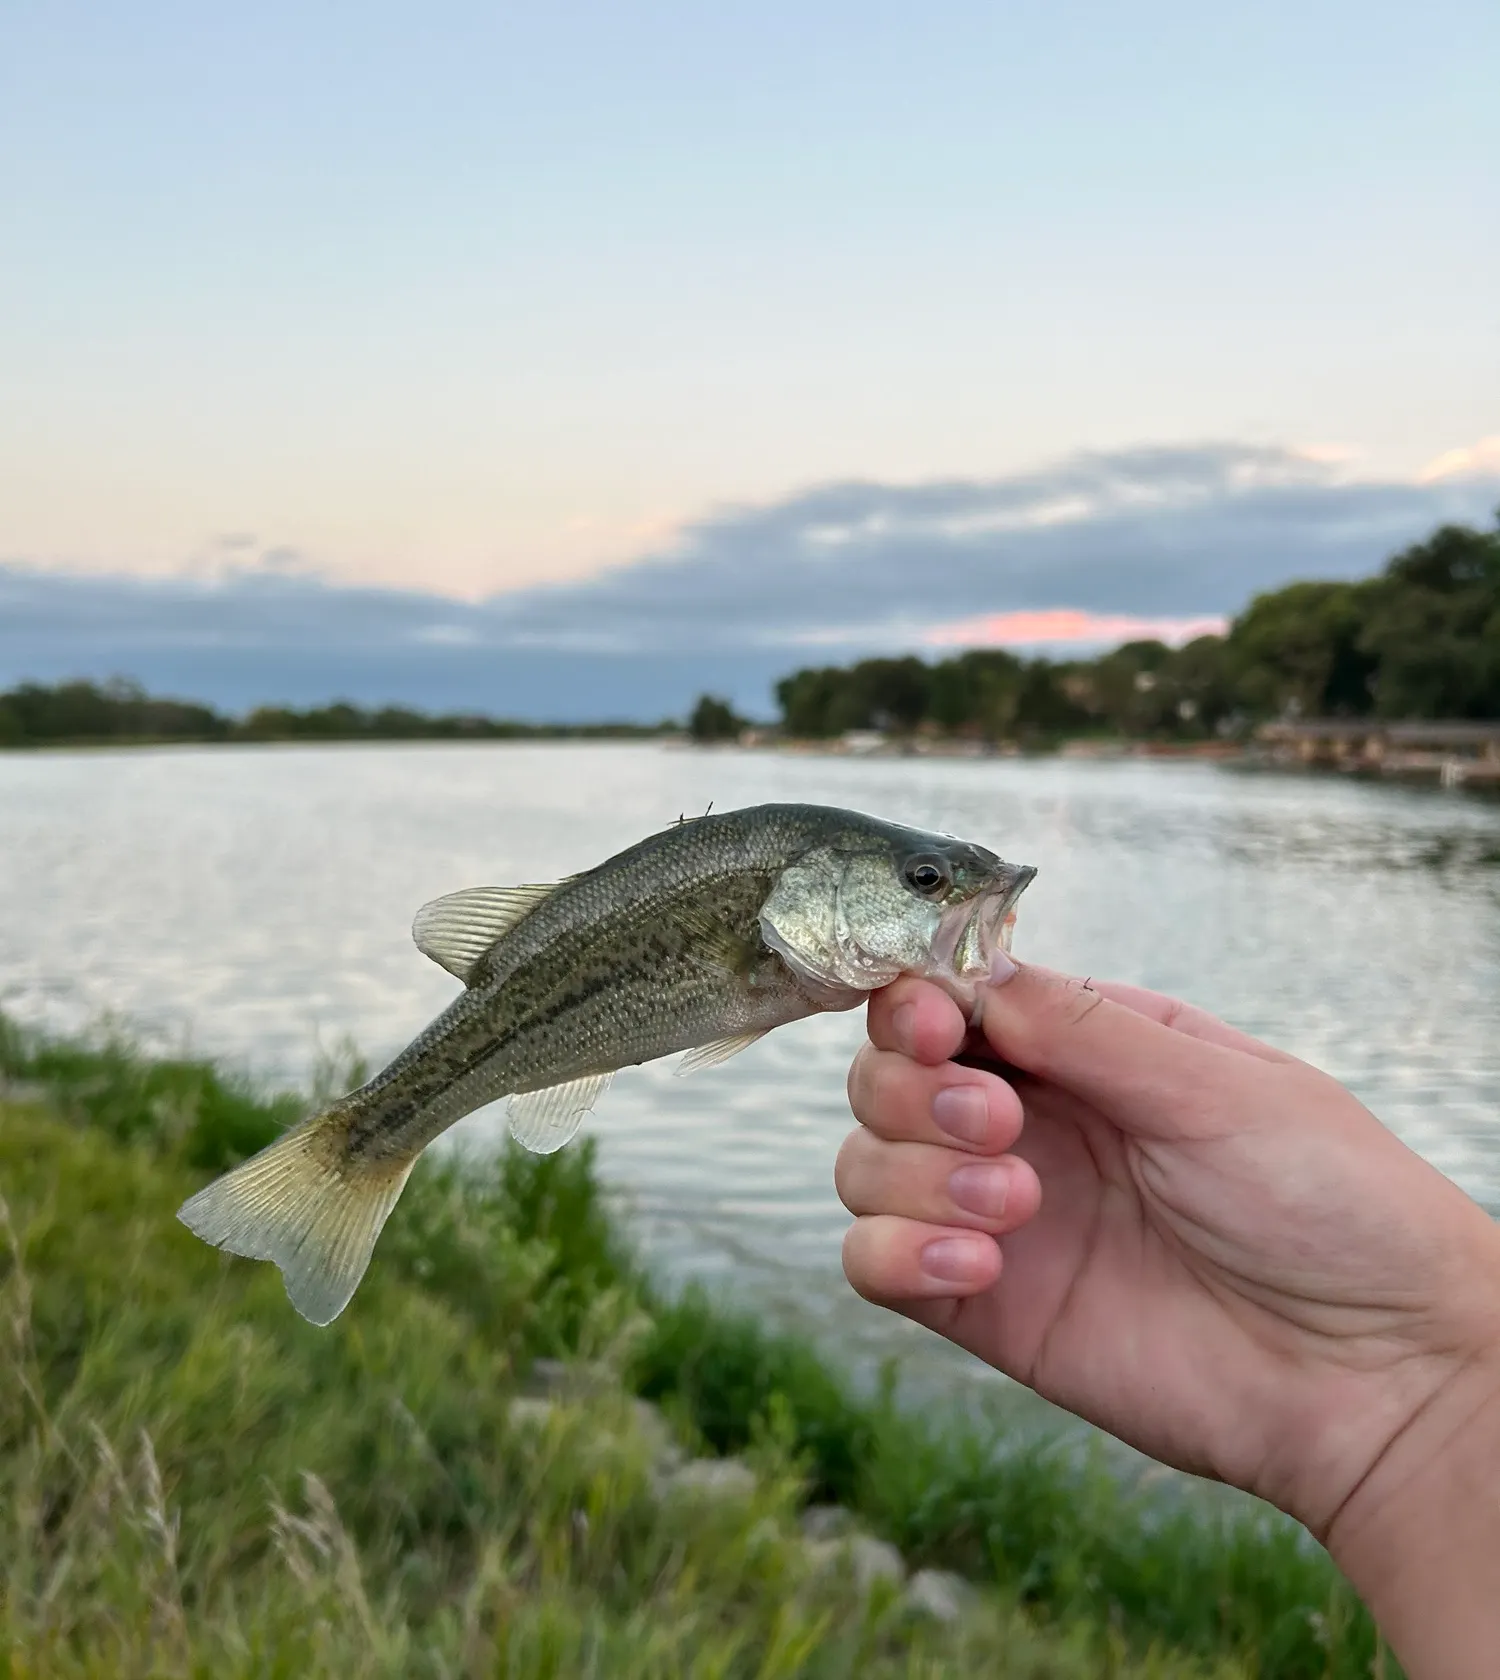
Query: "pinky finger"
842 1215 1002 1305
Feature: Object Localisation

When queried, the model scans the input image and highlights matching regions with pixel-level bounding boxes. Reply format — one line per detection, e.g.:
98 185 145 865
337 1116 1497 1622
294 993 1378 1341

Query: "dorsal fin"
412 882 563 984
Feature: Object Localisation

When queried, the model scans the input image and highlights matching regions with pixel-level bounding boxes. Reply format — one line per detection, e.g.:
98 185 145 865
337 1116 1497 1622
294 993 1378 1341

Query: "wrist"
1327 1295 1500 1674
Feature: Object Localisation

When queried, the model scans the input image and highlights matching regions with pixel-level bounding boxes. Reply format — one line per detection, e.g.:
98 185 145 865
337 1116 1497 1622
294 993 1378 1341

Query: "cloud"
469 442 1496 654
923 609 1230 650
3 442 1496 720
178 534 318 582
1418 435 1500 484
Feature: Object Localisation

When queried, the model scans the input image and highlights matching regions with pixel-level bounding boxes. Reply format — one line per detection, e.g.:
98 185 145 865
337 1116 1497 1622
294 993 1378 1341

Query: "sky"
2 1 1497 717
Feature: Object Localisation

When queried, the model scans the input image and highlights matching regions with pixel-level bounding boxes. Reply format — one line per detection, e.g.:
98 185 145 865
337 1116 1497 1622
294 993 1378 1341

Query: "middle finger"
847 1044 1024 1153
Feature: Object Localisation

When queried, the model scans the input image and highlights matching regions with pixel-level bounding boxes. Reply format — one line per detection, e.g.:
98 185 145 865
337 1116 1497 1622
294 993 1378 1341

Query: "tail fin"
177 1110 415 1326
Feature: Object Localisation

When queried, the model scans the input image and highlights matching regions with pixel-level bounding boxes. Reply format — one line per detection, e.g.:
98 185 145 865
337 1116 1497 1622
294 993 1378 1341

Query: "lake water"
4 742 1499 1418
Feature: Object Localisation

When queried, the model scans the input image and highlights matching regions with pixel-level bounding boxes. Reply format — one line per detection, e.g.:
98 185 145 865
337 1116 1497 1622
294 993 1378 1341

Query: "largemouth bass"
179 802 1035 1325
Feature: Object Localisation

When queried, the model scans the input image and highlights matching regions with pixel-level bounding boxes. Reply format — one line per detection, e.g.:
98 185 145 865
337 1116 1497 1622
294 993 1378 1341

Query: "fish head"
758 818 1036 1008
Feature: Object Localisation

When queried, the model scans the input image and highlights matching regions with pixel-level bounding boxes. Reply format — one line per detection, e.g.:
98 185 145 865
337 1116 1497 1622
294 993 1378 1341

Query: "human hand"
837 960 1500 1558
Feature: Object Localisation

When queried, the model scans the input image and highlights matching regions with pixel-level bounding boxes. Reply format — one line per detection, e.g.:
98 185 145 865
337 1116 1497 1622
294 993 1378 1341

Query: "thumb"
977 958 1256 1139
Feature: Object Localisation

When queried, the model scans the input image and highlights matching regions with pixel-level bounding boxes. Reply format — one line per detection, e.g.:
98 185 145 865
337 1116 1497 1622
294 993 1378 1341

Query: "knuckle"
840 1223 881 1299
846 1048 869 1116
865 1053 899 1125
849 1049 901 1132
846 1044 884 1122
832 1134 856 1206
866 983 901 1036
833 1129 874 1211
1055 976 1100 1028
1009 972 1099 1075
1160 995 1190 1032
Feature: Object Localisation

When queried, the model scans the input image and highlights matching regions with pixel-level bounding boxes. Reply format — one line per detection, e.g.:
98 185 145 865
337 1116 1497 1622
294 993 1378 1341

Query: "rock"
0 1080 48 1105
847 1534 906 1592
522 1358 570 1396
506 1396 557 1430
660 1457 758 1503
744 1516 782 1553
805 1532 905 1593
902 1569 972 1623
799 1503 854 1541
628 1398 686 1471
521 1358 610 1397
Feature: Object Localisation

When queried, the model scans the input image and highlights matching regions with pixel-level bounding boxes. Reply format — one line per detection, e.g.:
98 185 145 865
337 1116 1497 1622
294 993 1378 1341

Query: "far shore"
732 728 1500 791
7 724 1499 793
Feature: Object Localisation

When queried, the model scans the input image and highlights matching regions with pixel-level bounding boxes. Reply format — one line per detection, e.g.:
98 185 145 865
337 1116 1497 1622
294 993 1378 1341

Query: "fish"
177 802 1036 1326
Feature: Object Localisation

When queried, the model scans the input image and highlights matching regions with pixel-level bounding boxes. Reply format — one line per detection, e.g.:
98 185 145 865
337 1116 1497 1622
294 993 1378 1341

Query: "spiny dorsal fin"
507 1073 613 1154
675 1030 768 1076
669 801 715 828
412 882 566 984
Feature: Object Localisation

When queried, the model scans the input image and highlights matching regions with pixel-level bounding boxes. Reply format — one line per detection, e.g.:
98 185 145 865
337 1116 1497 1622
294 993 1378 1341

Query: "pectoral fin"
675 1031 768 1076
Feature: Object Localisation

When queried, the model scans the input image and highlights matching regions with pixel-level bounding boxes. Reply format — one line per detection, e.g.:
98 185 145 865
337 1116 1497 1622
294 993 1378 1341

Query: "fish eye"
903 857 950 896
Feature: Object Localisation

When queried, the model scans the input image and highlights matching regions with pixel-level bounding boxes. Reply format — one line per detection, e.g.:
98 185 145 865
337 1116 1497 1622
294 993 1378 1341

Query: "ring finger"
835 1129 1043 1234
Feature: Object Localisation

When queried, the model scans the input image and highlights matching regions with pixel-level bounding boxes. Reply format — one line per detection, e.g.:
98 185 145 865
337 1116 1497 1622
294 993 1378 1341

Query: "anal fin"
507 1072 612 1154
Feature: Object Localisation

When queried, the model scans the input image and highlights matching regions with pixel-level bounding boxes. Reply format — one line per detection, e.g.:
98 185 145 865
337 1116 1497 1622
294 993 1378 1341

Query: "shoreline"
0 1011 1387 1676
7 727 1497 796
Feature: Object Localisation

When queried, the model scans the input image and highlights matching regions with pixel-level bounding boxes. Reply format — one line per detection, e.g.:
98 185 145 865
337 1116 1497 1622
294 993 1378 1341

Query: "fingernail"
920 1236 994 1283
891 1002 917 1053
990 950 1018 986
948 1162 1010 1219
931 1084 989 1145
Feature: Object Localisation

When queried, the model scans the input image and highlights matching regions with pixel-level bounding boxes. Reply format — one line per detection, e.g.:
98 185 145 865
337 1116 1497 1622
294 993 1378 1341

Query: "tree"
1072 640 1181 735
688 694 744 742
775 667 848 737
1358 519 1500 719
1226 581 1376 718
841 658 932 733
1168 636 1240 736
926 650 1024 739
1011 659 1091 737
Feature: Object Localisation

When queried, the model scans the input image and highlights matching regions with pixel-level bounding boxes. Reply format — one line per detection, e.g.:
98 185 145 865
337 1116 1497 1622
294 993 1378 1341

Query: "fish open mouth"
931 863 1037 981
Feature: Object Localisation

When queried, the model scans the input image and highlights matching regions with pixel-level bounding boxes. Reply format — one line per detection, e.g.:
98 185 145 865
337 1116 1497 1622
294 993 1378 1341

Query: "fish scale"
177 801 1035 1326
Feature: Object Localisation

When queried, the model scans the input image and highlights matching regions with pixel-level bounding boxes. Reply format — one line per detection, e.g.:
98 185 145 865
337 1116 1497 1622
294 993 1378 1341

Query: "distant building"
1254 719 1500 785
839 730 887 755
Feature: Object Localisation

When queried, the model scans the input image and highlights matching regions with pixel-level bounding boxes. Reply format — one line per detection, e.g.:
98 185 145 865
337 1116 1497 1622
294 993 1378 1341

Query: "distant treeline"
6 511 1496 749
762 511 1500 742
0 683 672 748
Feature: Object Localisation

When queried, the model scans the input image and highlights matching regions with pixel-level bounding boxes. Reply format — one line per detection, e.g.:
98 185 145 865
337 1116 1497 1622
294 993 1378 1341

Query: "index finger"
866 978 968 1064
1021 966 1298 1066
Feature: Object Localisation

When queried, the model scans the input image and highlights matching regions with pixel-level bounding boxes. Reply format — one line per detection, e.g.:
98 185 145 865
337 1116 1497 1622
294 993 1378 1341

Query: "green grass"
0 1016 1392 1677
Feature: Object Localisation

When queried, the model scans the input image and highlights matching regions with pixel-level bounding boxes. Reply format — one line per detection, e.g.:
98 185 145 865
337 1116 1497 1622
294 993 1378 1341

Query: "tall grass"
0 1015 1391 1676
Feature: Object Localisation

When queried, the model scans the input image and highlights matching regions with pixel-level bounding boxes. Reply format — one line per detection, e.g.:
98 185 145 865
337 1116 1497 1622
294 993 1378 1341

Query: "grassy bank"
0 1018 1390 1677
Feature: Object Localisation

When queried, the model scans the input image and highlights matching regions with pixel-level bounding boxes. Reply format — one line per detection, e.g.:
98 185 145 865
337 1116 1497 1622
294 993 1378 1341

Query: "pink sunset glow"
923 608 1230 650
